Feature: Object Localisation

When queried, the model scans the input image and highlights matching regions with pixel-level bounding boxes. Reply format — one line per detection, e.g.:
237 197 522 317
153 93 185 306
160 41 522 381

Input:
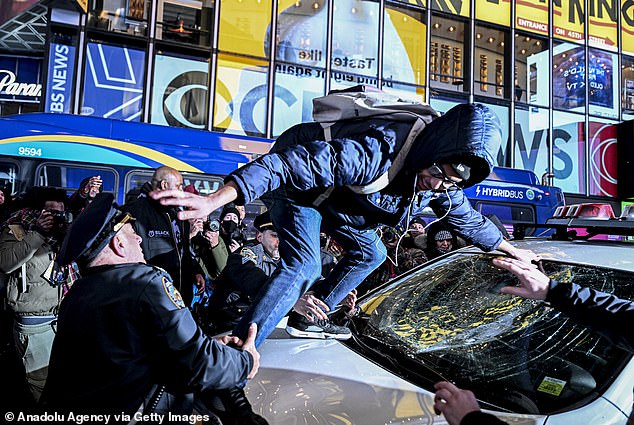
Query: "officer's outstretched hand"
433 381 481 425
243 323 260 379
293 291 329 322
492 257 550 300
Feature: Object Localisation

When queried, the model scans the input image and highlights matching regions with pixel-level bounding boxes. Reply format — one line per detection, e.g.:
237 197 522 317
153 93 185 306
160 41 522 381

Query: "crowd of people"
0 97 628 425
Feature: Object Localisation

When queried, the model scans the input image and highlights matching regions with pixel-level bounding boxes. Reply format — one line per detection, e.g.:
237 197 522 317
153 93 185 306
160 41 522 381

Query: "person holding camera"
68 175 103 217
0 186 70 403
123 166 205 307
218 204 246 253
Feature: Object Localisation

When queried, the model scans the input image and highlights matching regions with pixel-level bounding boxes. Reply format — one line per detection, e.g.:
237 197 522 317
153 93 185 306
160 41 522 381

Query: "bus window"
35 162 118 197
0 160 19 195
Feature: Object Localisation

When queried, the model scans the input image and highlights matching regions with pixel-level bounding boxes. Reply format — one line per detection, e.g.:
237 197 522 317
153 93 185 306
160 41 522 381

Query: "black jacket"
42 263 252 414
124 183 203 304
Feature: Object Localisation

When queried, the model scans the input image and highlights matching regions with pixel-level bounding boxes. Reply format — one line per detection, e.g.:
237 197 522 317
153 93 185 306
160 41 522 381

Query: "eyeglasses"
428 163 464 189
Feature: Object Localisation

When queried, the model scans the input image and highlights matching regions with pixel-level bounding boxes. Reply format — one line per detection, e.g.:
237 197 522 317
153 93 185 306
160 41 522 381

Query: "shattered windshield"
349 253 634 415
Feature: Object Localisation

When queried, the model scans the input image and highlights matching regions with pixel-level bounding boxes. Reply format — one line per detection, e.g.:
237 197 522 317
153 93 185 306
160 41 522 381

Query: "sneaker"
285 311 352 340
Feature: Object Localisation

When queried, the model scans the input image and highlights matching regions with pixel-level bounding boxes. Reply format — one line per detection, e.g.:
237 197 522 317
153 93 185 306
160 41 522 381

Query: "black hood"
404 103 502 188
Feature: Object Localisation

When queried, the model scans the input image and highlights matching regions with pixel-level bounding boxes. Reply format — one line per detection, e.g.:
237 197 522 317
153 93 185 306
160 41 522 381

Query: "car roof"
459 238 634 272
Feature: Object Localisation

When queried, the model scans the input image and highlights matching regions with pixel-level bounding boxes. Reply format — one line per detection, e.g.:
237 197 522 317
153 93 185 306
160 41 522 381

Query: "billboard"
82 43 145 121
528 43 618 119
0 56 42 102
588 121 618 197
45 43 76 114
152 54 209 129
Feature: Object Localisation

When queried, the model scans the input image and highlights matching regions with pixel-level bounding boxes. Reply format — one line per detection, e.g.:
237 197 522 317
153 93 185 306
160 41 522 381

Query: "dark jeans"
233 191 386 347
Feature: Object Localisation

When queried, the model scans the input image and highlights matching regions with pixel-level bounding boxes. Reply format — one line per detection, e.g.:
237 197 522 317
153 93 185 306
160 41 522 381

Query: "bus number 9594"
18 147 42 157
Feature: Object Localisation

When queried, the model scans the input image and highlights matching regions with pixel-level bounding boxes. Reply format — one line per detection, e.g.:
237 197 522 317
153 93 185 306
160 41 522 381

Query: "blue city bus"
0 113 274 232
463 167 565 236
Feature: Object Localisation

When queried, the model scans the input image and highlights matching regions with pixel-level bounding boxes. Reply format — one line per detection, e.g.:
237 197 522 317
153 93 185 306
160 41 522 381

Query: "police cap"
57 193 134 266
253 211 275 232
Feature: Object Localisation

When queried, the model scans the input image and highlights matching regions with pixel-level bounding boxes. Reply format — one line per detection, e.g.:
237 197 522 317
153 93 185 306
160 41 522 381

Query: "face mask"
320 236 328 247
221 220 238 234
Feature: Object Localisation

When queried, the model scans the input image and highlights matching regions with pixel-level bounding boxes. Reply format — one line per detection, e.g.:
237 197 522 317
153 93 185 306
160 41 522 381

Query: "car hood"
245 323 546 425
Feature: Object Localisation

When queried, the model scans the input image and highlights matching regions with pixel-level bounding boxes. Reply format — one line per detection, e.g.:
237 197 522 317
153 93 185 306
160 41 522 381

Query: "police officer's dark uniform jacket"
124 182 203 305
208 243 279 333
42 194 253 415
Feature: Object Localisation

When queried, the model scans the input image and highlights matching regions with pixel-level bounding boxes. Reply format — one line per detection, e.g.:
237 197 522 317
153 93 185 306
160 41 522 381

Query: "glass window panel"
623 55 634 117
552 110 585 194
275 0 328 68
81 42 145 121
330 71 379 91
218 0 273 57
332 0 380 79
272 65 325 137
475 100 509 166
587 47 618 119
515 32 548 106
515 0 548 36
87 0 148 35
514 105 550 179
474 25 506 99
429 94 464 115
155 0 213 48
475 0 508 26
430 16 465 92
430 0 468 17
587 118 618 197
383 82 425 104
383 3 426 86
552 41 585 113
151 53 209 129
588 1 618 51
214 54 268 137
622 0 634 55
553 1 584 43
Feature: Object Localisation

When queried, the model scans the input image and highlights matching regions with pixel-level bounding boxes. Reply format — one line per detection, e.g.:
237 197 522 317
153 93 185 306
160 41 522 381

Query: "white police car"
245 204 634 424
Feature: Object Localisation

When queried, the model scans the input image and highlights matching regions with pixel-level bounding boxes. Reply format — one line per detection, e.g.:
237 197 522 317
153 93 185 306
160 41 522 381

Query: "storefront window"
552 41 585 113
275 0 327 68
155 0 213 48
272 65 324 137
587 118 618 197
552 110 585 194
476 99 509 165
383 3 426 87
151 52 209 129
514 32 548 106
384 82 425 104
87 0 148 36
514 105 549 178
430 15 465 93
218 0 273 58
552 1 584 44
213 54 268 137
81 42 145 121
474 24 506 99
622 55 634 120
587 47 618 119
331 0 380 80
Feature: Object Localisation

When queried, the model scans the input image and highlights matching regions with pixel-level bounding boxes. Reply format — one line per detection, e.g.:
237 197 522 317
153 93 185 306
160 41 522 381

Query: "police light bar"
620 205 634 221
571 203 615 219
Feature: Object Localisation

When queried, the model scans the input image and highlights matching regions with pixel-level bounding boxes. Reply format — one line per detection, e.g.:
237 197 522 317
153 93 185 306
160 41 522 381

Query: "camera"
204 219 220 232
47 209 73 226
229 229 246 244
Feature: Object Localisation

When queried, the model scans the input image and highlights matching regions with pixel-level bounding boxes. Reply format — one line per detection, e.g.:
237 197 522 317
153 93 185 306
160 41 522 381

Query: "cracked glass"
350 253 634 414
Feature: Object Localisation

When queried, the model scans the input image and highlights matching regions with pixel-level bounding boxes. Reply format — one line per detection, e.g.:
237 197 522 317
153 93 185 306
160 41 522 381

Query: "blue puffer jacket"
227 103 504 252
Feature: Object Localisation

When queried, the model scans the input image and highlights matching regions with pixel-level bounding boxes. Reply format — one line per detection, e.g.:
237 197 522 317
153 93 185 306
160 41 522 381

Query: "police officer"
41 193 261 419
207 211 279 335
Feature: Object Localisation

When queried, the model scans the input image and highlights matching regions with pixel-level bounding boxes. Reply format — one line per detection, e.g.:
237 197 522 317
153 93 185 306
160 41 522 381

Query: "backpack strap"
347 117 426 194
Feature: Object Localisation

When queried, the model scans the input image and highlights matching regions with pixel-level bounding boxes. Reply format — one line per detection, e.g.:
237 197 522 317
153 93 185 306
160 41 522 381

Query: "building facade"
1 0 633 202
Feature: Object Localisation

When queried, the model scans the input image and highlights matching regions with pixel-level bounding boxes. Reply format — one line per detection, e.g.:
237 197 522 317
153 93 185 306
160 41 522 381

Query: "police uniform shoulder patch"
162 276 186 309
240 247 257 265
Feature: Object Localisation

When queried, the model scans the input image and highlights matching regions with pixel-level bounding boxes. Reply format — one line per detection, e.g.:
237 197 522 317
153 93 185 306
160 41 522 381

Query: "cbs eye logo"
163 71 208 129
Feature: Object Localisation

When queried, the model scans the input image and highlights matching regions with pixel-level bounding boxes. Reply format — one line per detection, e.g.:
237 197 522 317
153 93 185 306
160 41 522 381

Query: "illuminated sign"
0 70 41 97
45 43 76 114
0 56 42 101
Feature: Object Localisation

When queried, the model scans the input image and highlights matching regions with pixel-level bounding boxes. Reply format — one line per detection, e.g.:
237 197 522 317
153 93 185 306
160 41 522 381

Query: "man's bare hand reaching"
150 181 240 221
